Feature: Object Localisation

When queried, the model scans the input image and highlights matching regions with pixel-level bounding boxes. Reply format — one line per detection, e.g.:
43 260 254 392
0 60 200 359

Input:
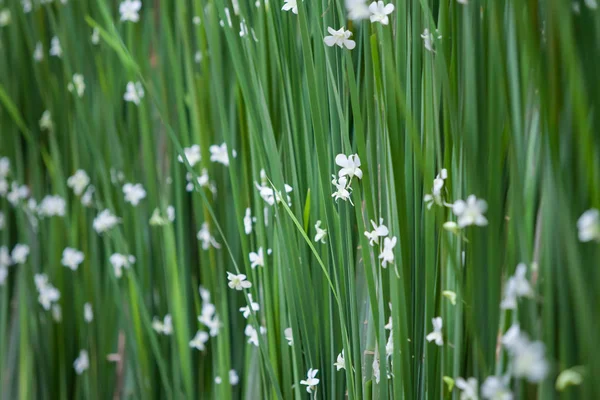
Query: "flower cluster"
332 153 362 205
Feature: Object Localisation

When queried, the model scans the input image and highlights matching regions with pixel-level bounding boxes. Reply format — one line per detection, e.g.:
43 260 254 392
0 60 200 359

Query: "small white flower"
452 195 488 227
501 324 522 350
209 143 236 166
300 368 320 393
249 247 265 269
457 0 469 4
22 0 33 13
284 327 293 346
49 36 62 58
426 317 443 346
0 247 12 268
189 330 209 350
194 50 203 63
67 74 86 97
123 183 146 206
364 218 389 246
193 16 201 25
481 376 513 400
421 29 434 52
585 0 598 9
119 0 142 22
36 277 61 310
501 325 548 382
239 293 260 318
244 207 253 234
197 222 221 250
123 81 145 105
324 27 356 50
109 253 136 278
455 377 479 400
424 169 448 209
199 286 211 302
378 236 397 268
282 0 298 14
368 1 394 25
152 314 173 335
91 28 100 44
39 110 54 132
334 349 345 370
93 209 120 233
61 247 84 271
73 350 89 375
227 272 252 290
331 175 353 204
346 0 370 21
81 185 95 207
0 9 11 27
314 220 327 243
11 244 30 265
38 195 66 217
500 263 534 310
214 376 222 384
244 324 264 346
198 303 222 337
178 144 202 166
34 42 44 61
335 153 363 180
84 302 93 323
7 182 29 206
0 157 10 177
577 209 600 242
67 170 91 197
255 180 293 206
229 369 239 385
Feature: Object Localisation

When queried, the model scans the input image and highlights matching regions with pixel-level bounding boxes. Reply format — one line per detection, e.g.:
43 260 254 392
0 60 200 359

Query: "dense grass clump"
1 0 599 399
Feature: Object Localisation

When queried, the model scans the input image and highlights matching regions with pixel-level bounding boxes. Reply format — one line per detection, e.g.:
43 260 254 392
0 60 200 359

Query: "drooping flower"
364 218 389 246
123 183 147 206
481 376 513 400
455 377 479 400
109 253 136 278
335 153 363 180
123 81 145 105
331 175 353 204
334 350 345 370
324 27 356 50
11 244 30 265
314 220 327 243
239 293 260 318
178 144 202 167
249 247 265 269
368 1 395 25
426 317 443 346
197 222 221 250
67 74 86 97
300 368 320 393
209 143 236 166
119 0 142 22
227 272 252 290
189 330 210 350
284 327 293 346
84 302 93 323
61 247 85 271
577 209 600 242
282 0 298 14
73 350 89 375
67 170 90 196
452 195 488 227
378 236 397 268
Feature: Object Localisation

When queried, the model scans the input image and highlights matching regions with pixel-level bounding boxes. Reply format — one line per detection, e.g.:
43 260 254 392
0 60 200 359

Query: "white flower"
346 0 370 21
282 0 297 13
39 110 53 132
457 0 469 4
300 368 320 393
34 42 44 61
324 27 356 50
178 144 201 166
421 29 435 52
197 222 221 250
577 209 600 242
335 153 363 180
455 377 479 400
249 247 265 269
368 1 394 25
123 183 146 206
1 247 12 268
81 185 95 207
364 218 389 246
244 324 265 346
199 286 211 302
452 195 488 227
501 324 522 350
585 0 598 9
331 175 353 204
109 253 136 278
22 0 33 13
314 220 327 243
84 302 93 323
426 317 443 346
38 195 66 217
0 157 10 177
93 209 120 233
378 236 397 268
153 314 173 335
334 349 345 370
193 16 201 25
227 272 252 290
500 263 534 310
67 74 86 98
67 170 90 196
119 0 142 22
61 247 84 271
244 207 253 235
123 81 145 105
209 143 236 166
284 327 293 346
7 183 29 206
50 36 62 58
91 28 100 44
0 266 7 286
195 50 203 63
0 9 11 27
509 335 548 382
481 376 513 400
11 244 30 265
424 169 448 209
255 181 293 206
198 303 222 337
73 350 89 375
189 330 209 350
229 369 239 385
36 276 60 310
239 293 260 318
